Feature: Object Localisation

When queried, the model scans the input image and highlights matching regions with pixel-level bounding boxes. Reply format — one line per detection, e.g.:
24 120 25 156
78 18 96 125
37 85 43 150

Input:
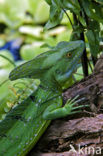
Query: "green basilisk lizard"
0 40 85 156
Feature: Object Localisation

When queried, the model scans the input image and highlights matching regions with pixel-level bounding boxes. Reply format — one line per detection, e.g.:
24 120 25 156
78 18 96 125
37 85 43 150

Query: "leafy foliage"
45 0 102 58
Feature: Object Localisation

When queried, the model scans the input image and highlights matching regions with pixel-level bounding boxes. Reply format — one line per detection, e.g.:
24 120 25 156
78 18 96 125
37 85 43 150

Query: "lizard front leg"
43 96 86 120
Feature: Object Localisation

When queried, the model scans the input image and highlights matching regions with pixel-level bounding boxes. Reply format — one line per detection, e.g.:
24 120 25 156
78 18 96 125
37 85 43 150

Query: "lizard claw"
64 95 89 115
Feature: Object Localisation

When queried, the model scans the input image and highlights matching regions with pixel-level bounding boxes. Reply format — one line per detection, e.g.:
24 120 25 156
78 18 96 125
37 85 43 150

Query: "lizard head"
9 40 84 84
53 40 84 85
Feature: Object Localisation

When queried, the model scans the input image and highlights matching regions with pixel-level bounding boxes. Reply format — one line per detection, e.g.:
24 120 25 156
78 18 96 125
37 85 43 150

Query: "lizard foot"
64 95 89 115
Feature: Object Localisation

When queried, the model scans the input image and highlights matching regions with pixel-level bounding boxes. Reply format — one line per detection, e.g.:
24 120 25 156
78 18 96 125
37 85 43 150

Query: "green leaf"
86 30 100 56
45 0 52 5
78 15 87 27
44 1 63 29
0 51 14 68
29 0 49 24
85 20 100 56
63 0 81 14
94 0 103 5
81 0 103 23
70 25 83 41
0 0 28 28
20 43 48 60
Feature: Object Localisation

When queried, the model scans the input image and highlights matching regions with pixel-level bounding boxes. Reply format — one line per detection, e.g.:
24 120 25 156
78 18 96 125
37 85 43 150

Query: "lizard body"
0 41 84 156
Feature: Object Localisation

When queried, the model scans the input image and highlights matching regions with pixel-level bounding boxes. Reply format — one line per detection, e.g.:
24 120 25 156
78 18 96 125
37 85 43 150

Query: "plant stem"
92 56 97 66
62 8 74 30
0 54 16 67
80 33 88 77
73 13 88 77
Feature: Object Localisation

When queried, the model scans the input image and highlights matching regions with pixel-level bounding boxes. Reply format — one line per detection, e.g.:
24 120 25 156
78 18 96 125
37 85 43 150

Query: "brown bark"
28 71 103 156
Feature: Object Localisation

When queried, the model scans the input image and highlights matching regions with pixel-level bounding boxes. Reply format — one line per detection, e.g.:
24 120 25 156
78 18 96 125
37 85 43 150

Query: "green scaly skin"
0 40 84 156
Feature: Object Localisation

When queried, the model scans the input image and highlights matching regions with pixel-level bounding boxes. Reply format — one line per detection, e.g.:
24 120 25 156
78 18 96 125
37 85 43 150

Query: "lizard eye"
66 52 72 58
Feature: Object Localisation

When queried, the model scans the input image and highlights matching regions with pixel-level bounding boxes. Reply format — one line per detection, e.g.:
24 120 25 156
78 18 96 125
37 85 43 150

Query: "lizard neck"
40 78 62 94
